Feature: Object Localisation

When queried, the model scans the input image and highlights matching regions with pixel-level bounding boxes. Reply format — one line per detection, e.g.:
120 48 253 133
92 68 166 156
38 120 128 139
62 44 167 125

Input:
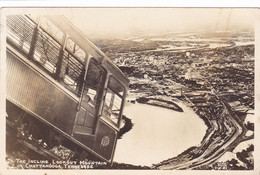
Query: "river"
113 101 207 166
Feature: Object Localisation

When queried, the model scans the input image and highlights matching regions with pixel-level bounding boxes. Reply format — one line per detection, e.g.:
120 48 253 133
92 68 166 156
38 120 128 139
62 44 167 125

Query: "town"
93 30 255 169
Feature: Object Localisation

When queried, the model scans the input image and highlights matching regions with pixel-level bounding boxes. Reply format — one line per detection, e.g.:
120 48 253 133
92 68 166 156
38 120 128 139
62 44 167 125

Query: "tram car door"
73 58 106 135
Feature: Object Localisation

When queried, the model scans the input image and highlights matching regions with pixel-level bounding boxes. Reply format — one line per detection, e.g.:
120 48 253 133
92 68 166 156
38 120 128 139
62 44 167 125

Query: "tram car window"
103 76 125 126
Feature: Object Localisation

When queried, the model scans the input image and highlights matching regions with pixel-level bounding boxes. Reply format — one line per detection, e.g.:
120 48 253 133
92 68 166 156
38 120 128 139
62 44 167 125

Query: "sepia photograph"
0 7 259 174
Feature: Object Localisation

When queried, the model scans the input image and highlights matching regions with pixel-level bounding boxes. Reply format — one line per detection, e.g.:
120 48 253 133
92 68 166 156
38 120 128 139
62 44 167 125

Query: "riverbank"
114 100 207 166
136 96 183 112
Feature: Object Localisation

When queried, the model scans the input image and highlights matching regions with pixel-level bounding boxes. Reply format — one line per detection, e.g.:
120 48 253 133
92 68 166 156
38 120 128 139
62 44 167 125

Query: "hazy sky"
63 8 256 39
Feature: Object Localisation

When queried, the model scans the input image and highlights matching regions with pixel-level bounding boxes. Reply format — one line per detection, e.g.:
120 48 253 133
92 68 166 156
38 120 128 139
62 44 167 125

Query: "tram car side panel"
6 50 78 135
93 120 117 161
6 49 125 163
6 49 99 159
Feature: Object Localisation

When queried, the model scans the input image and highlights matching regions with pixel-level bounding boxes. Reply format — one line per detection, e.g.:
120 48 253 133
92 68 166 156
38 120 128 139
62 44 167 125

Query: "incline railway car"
6 14 129 164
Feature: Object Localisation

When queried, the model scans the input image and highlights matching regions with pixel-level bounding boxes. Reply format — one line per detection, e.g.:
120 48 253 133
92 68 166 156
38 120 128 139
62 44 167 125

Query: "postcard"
1 7 259 175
